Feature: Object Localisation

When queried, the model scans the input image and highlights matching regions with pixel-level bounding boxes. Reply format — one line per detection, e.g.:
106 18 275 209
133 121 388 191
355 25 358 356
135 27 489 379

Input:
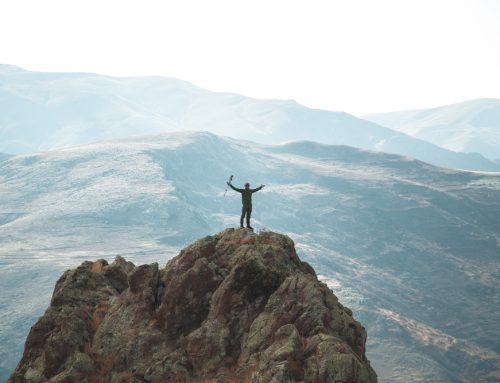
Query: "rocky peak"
9 229 377 382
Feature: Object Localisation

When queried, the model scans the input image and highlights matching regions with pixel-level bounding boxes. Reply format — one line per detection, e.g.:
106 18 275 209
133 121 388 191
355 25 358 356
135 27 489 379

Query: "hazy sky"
1 0 499 115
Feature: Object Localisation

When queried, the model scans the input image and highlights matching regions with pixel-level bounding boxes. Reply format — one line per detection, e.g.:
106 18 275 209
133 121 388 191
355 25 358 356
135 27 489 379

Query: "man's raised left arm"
252 184 265 193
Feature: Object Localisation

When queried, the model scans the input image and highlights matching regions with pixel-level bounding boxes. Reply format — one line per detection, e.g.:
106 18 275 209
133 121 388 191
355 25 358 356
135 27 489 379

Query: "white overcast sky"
1 0 499 115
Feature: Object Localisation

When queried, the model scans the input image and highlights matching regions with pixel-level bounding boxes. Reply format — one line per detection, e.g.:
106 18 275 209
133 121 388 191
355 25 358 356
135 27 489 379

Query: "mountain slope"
9 229 377 383
1 132 499 382
1 64 498 171
364 98 500 161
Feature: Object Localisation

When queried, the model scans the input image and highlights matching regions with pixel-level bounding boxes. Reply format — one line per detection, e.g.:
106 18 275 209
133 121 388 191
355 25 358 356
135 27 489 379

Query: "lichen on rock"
9 229 377 383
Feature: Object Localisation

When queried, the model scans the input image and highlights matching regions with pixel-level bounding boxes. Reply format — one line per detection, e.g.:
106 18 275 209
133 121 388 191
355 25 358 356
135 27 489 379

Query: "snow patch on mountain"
378 308 500 361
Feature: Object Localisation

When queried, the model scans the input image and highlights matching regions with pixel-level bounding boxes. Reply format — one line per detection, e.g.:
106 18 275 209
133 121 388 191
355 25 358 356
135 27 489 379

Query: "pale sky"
1 0 499 115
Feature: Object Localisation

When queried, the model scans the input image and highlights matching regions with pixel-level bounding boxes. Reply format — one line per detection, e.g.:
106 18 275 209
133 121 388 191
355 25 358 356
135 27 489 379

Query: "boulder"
9 229 377 383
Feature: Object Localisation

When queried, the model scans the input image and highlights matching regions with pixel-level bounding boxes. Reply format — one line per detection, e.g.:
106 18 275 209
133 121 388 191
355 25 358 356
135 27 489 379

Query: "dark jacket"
229 184 263 206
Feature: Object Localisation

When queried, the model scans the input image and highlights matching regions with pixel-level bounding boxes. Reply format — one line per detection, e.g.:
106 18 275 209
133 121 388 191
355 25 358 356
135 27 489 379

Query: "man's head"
244 182 250 188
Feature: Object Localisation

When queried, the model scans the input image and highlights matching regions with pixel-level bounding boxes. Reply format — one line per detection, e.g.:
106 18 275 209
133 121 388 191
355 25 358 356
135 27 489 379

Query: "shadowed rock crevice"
9 229 377 383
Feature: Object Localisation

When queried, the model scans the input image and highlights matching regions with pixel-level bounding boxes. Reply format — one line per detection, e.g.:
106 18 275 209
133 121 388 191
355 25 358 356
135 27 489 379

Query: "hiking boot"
246 226 253 230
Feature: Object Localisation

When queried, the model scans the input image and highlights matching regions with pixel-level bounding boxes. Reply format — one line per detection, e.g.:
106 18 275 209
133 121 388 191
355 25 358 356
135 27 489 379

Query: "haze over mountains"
364 99 500 162
1 64 498 171
1 132 499 382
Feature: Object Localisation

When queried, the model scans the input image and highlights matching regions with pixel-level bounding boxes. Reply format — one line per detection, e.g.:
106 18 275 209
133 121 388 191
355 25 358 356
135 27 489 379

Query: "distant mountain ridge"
1 64 498 171
364 98 500 161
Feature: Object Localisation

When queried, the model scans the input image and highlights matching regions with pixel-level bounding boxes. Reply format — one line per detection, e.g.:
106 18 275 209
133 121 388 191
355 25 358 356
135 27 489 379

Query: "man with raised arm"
227 181 265 230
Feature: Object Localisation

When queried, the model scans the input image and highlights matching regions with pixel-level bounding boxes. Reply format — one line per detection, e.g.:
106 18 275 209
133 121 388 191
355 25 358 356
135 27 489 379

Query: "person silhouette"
227 181 264 230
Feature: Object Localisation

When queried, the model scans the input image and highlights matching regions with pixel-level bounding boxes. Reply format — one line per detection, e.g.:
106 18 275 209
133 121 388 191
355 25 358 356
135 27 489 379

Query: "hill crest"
9 229 377 383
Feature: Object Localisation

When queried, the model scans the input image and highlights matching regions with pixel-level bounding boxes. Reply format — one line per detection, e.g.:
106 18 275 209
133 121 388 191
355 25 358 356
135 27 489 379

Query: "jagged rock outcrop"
10 229 377 383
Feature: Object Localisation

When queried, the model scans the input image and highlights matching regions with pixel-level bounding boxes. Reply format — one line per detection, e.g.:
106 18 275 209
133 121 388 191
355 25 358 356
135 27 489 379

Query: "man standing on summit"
227 181 265 230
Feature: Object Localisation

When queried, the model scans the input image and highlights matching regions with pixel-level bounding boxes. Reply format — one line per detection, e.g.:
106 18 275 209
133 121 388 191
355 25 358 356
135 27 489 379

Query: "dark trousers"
240 204 252 227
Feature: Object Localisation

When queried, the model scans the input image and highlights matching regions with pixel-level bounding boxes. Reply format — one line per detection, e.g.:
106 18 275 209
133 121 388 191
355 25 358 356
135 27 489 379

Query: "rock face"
9 229 377 383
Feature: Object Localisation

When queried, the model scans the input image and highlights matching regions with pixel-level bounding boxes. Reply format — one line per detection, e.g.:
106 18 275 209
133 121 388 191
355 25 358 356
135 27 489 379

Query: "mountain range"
1 132 499 382
364 98 500 162
1 64 498 171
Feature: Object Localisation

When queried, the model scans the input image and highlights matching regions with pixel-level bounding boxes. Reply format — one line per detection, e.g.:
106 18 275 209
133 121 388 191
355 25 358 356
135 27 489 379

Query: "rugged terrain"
9 229 377 383
1 132 499 382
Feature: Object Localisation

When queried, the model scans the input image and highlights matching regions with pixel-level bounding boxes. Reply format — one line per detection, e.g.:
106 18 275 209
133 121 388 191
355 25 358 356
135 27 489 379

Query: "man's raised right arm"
228 183 243 193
